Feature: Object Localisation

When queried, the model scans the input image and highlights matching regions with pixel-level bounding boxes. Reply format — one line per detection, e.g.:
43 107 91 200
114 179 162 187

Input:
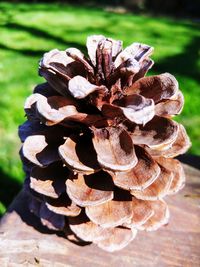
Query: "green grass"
0 2 199 216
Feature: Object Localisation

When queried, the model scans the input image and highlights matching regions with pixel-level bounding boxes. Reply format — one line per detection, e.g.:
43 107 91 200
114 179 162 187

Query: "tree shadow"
0 43 47 57
4 22 85 51
153 34 200 82
0 21 86 57
0 2 97 13
177 154 200 170
0 167 22 217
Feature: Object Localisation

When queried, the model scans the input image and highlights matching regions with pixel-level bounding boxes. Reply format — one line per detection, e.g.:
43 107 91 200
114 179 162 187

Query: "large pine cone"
19 35 191 252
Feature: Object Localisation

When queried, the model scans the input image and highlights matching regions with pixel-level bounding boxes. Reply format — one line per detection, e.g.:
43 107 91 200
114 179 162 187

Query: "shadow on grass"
0 1 99 13
0 22 86 57
154 34 200 82
3 22 86 52
0 18 199 83
0 167 22 217
0 43 47 57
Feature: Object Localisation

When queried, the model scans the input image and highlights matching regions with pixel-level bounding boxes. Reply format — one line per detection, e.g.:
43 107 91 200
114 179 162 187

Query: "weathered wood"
0 164 200 267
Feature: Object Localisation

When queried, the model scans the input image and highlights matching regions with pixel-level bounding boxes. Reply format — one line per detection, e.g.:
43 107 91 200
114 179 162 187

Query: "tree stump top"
0 164 200 267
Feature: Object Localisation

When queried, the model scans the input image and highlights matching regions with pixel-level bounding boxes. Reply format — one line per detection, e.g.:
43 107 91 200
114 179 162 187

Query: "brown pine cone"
19 35 191 252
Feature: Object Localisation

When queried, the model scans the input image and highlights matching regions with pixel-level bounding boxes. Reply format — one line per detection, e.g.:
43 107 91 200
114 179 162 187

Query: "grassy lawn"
0 2 199 215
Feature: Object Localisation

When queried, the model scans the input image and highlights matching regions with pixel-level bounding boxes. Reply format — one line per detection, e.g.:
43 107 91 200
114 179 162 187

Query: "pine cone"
19 35 191 252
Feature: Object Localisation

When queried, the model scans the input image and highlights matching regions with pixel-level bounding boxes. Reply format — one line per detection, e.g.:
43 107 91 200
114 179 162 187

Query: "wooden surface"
0 164 200 267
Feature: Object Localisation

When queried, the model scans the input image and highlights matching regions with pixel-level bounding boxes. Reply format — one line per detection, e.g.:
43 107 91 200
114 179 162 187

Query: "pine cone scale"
59 135 100 174
66 171 114 207
111 146 161 190
30 162 68 198
131 165 174 200
124 198 154 228
85 195 133 228
45 194 81 217
92 126 138 172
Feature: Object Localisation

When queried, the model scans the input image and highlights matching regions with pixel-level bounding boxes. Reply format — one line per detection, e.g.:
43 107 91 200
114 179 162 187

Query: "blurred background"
0 0 199 216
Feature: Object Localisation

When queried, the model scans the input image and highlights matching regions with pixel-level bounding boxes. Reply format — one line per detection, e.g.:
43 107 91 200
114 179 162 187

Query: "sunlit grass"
0 2 199 215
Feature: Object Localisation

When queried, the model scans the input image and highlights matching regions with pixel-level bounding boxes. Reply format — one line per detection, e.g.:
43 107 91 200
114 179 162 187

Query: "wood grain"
0 164 199 267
